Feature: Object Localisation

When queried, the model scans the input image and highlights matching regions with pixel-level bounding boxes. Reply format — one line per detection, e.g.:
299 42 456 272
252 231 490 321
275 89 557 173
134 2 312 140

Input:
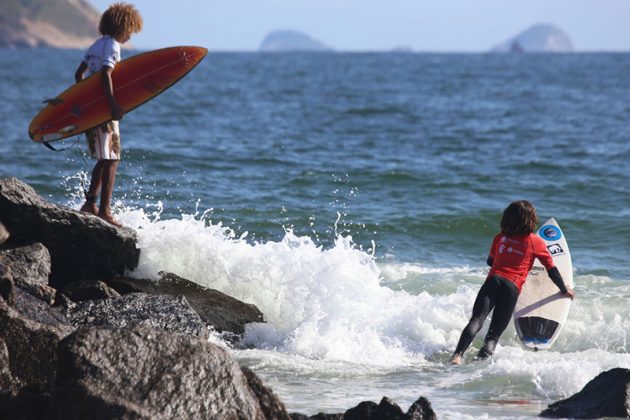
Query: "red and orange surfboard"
28 46 208 143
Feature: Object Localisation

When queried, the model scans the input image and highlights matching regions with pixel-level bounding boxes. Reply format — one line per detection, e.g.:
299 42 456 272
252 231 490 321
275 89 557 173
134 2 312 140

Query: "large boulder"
0 243 56 304
48 326 289 419
61 293 207 338
540 367 630 418
0 290 73 391
108 272 264 334
0 177 139 289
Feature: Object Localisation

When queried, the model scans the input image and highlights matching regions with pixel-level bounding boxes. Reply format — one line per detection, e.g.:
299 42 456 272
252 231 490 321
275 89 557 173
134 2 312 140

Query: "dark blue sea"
1 49 629 418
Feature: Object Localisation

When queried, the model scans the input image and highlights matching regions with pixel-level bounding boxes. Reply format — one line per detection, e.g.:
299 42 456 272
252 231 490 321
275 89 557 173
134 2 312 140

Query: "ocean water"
1 49 630 418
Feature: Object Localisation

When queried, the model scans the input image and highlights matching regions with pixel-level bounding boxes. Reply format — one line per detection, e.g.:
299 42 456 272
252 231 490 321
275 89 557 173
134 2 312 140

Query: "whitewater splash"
109 205 480 366
116 205 630 359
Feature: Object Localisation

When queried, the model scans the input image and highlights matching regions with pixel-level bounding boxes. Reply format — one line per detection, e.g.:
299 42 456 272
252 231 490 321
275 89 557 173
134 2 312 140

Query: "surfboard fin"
42 98 64 105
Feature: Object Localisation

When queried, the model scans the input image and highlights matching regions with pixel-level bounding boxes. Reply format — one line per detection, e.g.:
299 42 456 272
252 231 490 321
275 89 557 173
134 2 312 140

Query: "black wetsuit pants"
454 274 519 359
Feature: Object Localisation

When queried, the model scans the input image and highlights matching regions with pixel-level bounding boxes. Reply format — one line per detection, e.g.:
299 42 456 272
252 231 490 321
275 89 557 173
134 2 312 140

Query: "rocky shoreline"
0 176 628 419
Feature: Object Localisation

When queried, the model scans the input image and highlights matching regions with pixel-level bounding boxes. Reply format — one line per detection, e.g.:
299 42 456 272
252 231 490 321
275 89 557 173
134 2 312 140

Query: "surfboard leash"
74 134 92 196
41 134 91 196
42 140 74 152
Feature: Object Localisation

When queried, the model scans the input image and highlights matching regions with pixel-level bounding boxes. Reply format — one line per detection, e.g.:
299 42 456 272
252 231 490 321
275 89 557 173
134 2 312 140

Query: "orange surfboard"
29 46 208 143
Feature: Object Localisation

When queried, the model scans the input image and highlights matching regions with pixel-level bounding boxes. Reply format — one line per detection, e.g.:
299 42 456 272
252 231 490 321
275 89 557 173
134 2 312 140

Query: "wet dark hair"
99 3 143 40
500 200 538 236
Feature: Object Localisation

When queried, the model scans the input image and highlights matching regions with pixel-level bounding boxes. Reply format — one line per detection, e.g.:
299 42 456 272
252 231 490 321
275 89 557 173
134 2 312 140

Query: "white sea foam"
118 207 483 366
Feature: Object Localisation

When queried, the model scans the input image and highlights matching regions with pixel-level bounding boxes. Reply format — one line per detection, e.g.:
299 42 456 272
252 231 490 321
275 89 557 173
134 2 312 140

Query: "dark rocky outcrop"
0 177 139 289
0 178 298 419
405 397 436 419
540 367 630 418
108 272 264 334
48 326 288 419
1 243 56 304
61 293 208 338
290 396 436 420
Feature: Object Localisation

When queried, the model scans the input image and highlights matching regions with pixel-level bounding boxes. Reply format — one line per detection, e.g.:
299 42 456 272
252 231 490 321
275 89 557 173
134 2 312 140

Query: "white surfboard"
513 218 573 350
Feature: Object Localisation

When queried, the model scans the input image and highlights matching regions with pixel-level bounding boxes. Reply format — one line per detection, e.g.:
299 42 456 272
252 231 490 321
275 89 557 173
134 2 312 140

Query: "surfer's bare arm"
547 266 575 299
75 61 88 82
101 66 124 121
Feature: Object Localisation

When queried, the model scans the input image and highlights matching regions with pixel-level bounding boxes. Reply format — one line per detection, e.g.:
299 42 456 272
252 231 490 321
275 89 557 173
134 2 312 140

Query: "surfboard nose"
180 46 208 66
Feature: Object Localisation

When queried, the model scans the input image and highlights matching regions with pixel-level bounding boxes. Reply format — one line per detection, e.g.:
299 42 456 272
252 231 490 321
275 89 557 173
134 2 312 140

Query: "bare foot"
98 212 123 227
450 354 462 365
80 202 98 215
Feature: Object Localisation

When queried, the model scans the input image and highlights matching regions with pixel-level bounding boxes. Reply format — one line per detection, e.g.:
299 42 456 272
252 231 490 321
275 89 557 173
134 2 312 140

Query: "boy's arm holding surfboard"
74 61 124 121
101 66 124 121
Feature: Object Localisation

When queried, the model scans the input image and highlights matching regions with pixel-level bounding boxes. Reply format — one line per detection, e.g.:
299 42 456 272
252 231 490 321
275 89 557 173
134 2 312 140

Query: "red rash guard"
488 233 555 292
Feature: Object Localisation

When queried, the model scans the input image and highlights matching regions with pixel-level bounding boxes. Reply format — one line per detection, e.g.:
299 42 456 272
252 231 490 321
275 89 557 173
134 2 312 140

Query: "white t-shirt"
83 35 121 77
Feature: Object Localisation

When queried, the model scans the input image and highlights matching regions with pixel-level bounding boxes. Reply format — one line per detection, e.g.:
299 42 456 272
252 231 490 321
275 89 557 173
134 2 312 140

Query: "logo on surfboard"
540 225 562 241
547 243 565 256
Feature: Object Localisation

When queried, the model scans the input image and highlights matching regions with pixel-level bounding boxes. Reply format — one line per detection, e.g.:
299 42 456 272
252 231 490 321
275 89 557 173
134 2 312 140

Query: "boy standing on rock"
75 3 143 227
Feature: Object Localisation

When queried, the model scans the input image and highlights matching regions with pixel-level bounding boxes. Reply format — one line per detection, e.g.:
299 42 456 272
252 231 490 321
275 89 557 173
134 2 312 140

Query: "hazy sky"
89 0 630 52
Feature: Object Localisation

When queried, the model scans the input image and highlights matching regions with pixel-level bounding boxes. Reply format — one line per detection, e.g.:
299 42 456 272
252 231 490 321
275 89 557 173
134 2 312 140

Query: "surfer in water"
450 200 575 365
75 3 143 226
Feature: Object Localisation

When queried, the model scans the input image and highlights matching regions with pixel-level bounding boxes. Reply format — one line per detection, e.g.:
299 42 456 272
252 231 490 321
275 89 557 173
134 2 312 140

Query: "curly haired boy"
75 3 143 226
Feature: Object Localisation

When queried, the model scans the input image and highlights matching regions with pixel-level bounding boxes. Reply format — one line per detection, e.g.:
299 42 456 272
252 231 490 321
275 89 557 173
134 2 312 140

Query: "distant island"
0 0 99 48
491 23 574 53
259 30 332 52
